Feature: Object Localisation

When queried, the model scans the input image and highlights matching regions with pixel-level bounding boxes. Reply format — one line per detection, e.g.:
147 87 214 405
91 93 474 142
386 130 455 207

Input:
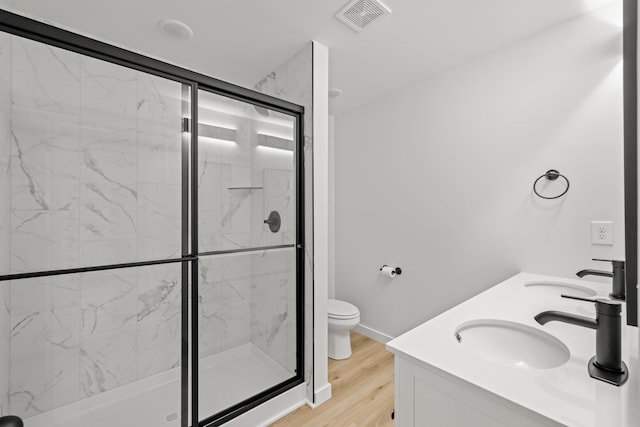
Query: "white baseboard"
355 324 394 343
311 383 332 408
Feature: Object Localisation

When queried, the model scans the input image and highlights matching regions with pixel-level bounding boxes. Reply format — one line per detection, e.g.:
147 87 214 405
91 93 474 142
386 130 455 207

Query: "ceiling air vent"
335 0 391 33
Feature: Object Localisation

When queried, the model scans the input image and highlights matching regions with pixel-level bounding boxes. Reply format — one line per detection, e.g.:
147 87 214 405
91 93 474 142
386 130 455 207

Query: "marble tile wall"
254 43 314 399
7 38 182 275
250 169 296 372
8 264 182 418
196 91 297 372
197 147 254 360
198 253 252 359
10 275 82 415
0 35 184 419
198 92 298 373
0 284 8 417
197 93 255 253
250 247 296 373
0 31 10 417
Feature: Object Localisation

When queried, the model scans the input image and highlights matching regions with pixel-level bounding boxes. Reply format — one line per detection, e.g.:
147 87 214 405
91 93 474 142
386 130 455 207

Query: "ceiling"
0 0 617 115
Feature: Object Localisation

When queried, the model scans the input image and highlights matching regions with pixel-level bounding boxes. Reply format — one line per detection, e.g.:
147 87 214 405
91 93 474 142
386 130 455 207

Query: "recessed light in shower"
158 19 194 40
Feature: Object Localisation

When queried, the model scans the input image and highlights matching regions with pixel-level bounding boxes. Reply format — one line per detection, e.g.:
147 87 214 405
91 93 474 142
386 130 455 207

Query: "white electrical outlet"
591 221 613 245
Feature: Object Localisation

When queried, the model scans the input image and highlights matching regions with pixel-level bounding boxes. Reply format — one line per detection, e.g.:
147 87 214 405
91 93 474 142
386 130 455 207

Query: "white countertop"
385 272 640 427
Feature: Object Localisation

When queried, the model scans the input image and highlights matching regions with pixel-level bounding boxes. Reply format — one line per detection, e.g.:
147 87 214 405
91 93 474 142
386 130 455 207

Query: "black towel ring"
533 169 570 200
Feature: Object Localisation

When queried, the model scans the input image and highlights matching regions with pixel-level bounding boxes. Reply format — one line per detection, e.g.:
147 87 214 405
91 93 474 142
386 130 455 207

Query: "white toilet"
327 299 360 360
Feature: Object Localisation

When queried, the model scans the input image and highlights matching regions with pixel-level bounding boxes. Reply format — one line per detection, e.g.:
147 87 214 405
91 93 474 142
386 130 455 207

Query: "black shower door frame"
0 9 306 427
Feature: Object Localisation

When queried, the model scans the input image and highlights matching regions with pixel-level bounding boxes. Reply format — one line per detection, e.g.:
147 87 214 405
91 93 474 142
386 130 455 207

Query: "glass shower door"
195 89 300 424
0 32 188 427
0 14 305 427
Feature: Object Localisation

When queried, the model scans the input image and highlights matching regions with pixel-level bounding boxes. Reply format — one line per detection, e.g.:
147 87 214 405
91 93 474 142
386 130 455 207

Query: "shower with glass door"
0 10 305 427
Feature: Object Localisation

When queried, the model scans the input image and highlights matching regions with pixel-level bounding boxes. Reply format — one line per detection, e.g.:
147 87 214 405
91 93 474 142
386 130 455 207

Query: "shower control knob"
0 416 23 427
264 211 281 233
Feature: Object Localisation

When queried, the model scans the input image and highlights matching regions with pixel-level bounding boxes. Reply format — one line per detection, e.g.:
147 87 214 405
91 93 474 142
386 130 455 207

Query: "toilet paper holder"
380 265 402 275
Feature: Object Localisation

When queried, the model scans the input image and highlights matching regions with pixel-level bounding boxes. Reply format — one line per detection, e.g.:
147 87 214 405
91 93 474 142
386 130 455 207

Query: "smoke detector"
335 0 391 33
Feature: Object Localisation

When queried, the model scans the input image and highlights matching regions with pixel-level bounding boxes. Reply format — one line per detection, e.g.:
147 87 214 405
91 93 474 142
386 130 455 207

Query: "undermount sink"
454 319 570 369
523 281 597 298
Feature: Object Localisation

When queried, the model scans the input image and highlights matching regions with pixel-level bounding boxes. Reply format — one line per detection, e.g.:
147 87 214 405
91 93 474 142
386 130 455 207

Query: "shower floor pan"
24 344 293 427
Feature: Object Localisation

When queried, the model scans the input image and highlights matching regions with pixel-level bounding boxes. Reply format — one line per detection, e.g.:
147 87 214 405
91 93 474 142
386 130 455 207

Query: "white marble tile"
11 37 80 116
80 123 136 155
137 74 182 137
212 232 251 250
11 207 79 273
198 161 226 252
255 168 294 247
221 186 253 235
137 131 182 186
0 34 10 277
250 187 264 248
137 264 181 378
10 275 79 319
221 278 251 349
80 56 137 130
78 239 137 266
198 256 224 358
197 253 251 351
254 46 311 134
138 183 181 260
80 324 137 397
79 139 138 241
0 181 10 270
220 252 252 281
10 106 80 212
198 160 226 213
215 162 254 252
0 282 9 416
265 271 294 369
138 73 183 106
0 32 10 106
80 269 137 336
265 169 293 229
250 248 296 371
250 271 269 353
138 342 180 380
10 306 80 418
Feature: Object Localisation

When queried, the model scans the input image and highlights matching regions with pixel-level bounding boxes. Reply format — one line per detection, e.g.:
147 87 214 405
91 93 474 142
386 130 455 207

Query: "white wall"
328 115 336 300
334 2 624 338
312 42 331 406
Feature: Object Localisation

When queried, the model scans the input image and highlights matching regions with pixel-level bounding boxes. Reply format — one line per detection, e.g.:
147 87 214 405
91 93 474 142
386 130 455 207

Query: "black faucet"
534 294 628 386
576 258 625 301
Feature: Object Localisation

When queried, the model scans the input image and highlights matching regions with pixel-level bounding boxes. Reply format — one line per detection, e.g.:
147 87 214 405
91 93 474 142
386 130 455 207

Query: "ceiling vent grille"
335 0 391 33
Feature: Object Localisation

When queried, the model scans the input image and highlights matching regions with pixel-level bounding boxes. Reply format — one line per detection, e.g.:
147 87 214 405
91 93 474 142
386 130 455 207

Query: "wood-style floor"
270 332 395 427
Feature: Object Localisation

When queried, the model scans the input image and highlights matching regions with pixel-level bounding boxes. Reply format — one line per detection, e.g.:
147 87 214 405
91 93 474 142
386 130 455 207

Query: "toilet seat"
328 299 359 320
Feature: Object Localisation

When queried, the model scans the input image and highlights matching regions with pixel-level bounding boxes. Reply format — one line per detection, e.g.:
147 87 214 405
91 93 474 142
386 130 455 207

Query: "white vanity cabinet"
393 355 562 427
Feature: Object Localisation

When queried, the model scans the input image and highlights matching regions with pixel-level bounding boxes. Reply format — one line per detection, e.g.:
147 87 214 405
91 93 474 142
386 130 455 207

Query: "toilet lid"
328 299 359 319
